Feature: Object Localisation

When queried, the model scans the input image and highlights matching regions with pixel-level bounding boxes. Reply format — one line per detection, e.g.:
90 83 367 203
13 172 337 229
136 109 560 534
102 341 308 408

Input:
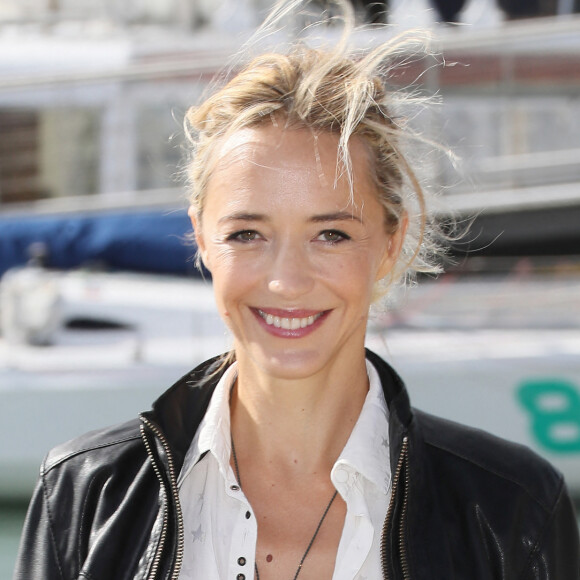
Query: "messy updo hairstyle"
184 0 447 296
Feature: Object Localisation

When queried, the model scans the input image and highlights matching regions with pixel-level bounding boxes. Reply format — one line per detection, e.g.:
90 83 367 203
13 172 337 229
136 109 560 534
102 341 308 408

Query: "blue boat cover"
0 209 203 277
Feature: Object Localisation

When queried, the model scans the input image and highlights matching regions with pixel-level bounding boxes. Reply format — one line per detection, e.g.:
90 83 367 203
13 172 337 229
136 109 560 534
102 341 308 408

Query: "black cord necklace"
230 434 338 580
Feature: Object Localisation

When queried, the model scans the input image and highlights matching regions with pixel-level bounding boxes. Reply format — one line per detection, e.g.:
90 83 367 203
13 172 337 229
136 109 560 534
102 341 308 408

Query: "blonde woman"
14 3 579 579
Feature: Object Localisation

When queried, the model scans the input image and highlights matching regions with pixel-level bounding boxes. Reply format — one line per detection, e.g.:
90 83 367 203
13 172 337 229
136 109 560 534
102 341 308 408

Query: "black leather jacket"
14 350 580 579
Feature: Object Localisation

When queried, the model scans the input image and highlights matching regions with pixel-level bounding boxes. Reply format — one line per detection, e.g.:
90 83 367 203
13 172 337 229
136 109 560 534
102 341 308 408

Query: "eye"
227 230 260 242
317 229 351 244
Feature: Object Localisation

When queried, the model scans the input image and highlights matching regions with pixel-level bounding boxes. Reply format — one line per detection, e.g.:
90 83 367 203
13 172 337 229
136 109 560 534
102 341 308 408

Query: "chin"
250 346 332 380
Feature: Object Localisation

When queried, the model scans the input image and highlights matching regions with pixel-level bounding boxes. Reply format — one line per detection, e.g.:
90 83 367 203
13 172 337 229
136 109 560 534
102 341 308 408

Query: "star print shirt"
177 359 392 580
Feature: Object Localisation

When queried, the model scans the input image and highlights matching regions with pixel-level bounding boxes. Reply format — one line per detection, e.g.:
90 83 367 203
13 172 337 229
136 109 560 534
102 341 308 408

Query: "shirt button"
245 511 251 519
335 468 349 484
238 557 246 566
230 484 240 491
237 575 245 580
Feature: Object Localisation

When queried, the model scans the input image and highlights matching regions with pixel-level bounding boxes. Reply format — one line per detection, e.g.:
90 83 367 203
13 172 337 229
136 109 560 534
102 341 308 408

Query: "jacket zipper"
140 417 185 580
380 436 410 580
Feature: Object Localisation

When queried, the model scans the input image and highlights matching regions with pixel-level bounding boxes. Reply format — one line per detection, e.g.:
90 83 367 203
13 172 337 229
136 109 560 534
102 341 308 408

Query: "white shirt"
177 360 391 580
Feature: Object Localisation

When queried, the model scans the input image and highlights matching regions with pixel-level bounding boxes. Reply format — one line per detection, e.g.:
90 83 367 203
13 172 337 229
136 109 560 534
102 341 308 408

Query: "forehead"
207 124 375 204
215 125 339 167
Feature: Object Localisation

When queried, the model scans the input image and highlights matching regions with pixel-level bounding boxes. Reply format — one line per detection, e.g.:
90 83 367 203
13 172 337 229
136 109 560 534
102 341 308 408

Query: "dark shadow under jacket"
14 350 580 579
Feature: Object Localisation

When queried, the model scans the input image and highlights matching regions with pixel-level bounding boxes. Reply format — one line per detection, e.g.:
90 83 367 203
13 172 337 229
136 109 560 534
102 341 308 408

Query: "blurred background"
1 0 580 575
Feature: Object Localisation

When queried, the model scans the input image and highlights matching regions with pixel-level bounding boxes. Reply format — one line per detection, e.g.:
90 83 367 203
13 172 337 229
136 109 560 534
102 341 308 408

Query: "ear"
376 214 408 281
188 206 211 272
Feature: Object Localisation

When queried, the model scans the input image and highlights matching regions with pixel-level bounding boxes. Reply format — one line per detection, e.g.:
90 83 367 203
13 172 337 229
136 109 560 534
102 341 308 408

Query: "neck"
230 351 369 476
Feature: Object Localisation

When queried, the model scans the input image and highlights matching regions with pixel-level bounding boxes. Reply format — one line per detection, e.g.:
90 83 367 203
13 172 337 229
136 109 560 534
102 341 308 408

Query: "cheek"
315 253 377 298
207 250 260 312
207 243 245 278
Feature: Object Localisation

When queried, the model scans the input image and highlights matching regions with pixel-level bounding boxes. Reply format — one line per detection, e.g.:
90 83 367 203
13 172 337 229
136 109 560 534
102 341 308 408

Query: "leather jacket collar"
142 349 413 480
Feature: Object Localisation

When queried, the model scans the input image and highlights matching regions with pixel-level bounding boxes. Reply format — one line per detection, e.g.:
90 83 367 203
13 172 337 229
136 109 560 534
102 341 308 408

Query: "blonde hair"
184 0 447 294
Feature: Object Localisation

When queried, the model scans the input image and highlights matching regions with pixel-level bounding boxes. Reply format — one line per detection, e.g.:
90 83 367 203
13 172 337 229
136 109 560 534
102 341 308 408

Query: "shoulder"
42 418 144 475
39 353 228 478
37 418 157 535
410 410 580 576
413 409 563 509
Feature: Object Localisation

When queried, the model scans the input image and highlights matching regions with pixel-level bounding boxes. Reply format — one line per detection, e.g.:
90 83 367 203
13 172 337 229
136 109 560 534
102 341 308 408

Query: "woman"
14 4 579 579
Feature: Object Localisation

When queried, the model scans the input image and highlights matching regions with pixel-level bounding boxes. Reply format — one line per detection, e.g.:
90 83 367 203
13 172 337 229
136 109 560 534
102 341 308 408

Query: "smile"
256 309 325 330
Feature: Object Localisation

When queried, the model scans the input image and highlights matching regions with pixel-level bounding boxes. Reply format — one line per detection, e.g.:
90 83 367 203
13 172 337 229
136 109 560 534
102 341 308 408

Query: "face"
191 124 403 381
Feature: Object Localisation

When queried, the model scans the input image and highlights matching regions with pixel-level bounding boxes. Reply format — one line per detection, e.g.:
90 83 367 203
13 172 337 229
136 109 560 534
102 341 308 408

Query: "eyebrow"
309 211 363 224
218 210 362 225
218 212 266 224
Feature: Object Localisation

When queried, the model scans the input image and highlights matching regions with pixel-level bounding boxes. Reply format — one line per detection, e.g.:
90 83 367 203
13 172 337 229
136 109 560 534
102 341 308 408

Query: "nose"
267 240 314 299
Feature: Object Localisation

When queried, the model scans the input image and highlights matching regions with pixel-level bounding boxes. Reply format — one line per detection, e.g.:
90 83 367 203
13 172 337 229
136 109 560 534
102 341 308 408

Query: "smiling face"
191 124 403 381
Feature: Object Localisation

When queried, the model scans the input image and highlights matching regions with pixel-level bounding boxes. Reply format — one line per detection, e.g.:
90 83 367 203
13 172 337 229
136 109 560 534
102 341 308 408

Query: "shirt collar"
178 362 238 487
332 359 391 495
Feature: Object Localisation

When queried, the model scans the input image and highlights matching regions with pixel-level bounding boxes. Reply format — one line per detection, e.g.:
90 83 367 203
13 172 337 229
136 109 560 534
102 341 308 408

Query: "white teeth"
258 310 322 330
